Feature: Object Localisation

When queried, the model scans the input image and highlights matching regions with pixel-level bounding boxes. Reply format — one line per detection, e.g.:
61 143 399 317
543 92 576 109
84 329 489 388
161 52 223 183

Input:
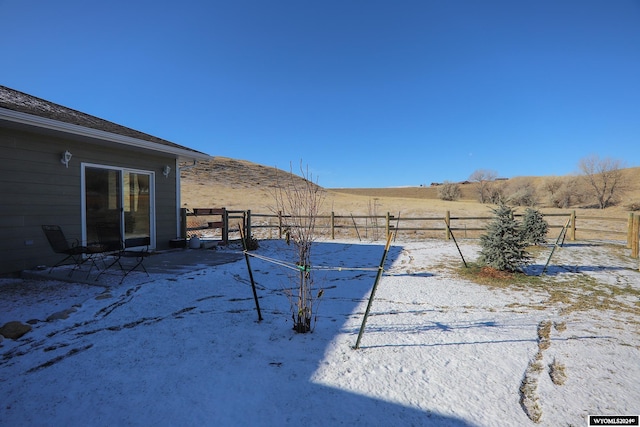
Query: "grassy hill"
181 157 640 218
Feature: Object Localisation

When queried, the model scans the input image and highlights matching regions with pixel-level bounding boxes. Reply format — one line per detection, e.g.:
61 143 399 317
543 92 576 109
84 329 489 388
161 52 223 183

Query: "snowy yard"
1 238 638 426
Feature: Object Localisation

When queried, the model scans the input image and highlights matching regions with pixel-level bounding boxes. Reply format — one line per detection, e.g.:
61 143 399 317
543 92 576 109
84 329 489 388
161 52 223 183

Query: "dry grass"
457 263 540 290
553 321 567 332
549 358 567 386
545 275 640 315
520 357 543 423
410 235 640 321
537 320 552 351
180 158 640 241
455 261 640 317
519 320 567 423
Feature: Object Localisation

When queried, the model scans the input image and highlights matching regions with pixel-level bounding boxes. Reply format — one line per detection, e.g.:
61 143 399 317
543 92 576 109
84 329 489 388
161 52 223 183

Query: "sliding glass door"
83 165 154 248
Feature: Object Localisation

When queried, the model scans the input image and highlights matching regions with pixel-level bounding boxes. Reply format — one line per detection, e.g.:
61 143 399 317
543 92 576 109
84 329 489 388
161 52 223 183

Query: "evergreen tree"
479 204 530 272
521 207 548 246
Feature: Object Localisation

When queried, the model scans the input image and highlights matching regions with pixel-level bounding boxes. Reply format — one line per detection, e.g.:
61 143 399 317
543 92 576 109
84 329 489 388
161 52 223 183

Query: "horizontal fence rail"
182 208 640 258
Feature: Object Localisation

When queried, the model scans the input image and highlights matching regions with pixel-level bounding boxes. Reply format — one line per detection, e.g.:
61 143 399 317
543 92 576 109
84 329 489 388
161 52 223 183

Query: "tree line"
436 154 631 210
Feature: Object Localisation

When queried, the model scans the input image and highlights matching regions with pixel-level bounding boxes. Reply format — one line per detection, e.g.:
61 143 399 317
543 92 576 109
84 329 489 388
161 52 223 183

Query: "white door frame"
81 162 156 249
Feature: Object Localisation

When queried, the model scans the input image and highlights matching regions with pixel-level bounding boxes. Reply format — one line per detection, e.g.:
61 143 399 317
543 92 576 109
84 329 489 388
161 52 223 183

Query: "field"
181 157 640 242
180 157 640 219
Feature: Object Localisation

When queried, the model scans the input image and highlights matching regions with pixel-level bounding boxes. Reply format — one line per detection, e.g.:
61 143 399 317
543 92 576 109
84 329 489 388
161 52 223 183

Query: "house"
0 85 211 274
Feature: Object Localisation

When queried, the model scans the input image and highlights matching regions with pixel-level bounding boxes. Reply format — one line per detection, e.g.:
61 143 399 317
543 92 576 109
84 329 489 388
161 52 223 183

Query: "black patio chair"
41 225 100 276
94 222 150 284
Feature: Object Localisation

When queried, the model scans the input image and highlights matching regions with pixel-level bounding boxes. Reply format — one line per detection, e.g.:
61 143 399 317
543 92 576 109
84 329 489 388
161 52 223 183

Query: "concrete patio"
21 245 245 288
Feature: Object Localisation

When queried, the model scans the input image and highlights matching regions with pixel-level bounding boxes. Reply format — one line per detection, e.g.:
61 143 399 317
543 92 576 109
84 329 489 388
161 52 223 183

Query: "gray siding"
0 126 179 274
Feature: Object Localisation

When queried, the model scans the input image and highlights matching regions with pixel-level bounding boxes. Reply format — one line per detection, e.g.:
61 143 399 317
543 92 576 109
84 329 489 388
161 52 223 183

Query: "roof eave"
0 107 212 161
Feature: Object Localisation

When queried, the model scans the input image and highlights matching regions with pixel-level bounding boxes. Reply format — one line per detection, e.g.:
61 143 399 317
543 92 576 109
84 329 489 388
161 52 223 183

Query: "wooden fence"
181 208 247 245
182 208 640 258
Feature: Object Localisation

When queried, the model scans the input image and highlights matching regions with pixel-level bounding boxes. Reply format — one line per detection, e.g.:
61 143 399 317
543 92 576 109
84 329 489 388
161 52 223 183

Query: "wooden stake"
443 219 467 268
542 217 571 275
445 210 451 240
350 213 361 241
632 214 640 260
354 232 393 350
627 212 635 249
239 224 263 322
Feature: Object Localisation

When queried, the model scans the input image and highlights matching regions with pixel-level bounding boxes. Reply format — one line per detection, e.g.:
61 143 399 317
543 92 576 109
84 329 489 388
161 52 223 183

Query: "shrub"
479 204 530 272
437 181 461 201
546 177 581 208
244 235 259 251
521 208 548 246
508 182 538 207
273 161 325 333
469 169 498 203
487 182 506 205
549 358 567 385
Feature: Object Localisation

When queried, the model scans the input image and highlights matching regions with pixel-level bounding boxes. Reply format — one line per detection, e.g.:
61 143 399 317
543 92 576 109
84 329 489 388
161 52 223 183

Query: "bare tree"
542 176 563 198
272 161 326 333
506 180 537 207
487 181 506 205
543 176 581 208
469 169 498 203
578 155 627 209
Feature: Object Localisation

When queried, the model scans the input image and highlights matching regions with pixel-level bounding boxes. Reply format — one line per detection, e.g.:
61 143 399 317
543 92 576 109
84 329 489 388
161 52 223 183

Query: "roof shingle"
0 85 208 156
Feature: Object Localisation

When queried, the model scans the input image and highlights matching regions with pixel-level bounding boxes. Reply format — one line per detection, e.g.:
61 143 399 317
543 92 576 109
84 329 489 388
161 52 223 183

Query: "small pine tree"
521 208 548 246
479 204 530 272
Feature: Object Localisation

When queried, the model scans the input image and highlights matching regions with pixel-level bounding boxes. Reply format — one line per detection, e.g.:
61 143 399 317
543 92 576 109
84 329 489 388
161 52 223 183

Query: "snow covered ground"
1 238 638 426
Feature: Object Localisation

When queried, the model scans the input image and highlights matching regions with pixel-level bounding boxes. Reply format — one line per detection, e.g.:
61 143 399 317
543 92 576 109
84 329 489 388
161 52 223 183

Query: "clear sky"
2 1 639 188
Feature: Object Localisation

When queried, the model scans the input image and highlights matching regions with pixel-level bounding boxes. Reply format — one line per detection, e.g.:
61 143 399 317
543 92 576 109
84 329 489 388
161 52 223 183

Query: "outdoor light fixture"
60 150 72 168
162 165 171 178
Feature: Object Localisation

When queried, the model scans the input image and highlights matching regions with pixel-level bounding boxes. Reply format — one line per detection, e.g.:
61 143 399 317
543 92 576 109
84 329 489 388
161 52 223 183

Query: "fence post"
278 211 283 238
222 208 229 245
246 210 252 239
445 210 451 240
180 208 187 239
632 214 640 259
570 210 576 241
637 214 640 270
627 212 635 249
331 211 335 240
386 212 391 237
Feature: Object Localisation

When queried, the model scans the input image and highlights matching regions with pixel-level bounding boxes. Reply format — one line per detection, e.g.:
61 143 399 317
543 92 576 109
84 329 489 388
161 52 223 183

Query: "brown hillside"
180 157 302 190
180 157 319 212
180 157 640 218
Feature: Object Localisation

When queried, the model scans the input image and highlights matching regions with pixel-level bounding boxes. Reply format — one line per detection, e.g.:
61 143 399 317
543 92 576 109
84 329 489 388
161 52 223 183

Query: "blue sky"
2 1 639 187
